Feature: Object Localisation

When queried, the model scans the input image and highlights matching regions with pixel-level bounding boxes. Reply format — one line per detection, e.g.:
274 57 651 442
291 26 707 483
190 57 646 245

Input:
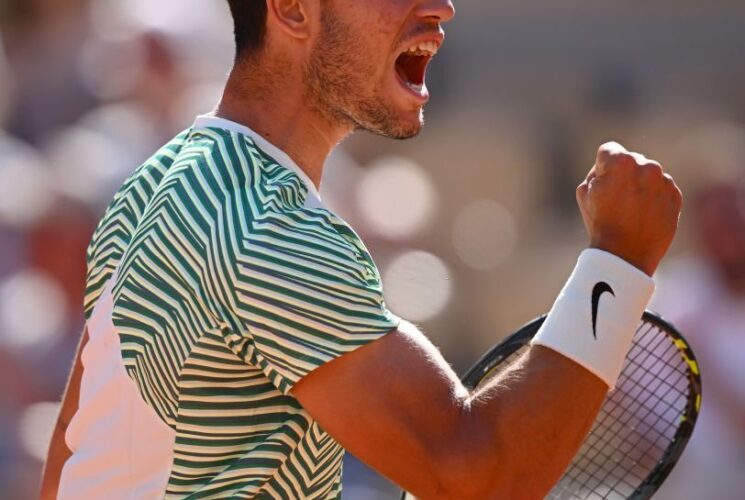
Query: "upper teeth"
404 41 438 56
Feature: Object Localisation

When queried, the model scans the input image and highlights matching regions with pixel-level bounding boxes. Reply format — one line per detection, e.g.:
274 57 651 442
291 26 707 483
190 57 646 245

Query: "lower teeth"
407 82 423 92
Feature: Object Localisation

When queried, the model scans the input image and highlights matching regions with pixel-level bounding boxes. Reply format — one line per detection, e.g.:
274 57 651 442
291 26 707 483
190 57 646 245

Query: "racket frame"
461 311 701 500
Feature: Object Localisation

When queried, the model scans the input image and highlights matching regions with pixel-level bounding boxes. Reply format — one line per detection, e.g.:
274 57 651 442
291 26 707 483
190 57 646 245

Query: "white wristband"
531 249 655 389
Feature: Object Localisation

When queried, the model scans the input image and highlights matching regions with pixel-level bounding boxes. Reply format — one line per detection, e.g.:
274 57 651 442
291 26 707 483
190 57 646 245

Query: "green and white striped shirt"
59 116 399 499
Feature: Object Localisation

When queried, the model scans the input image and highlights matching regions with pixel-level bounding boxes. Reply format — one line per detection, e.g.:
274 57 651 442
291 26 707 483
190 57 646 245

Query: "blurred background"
1 0 744 498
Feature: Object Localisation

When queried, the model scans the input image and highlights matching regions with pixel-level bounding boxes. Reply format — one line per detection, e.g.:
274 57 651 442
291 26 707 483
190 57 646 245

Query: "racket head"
401 311 702 500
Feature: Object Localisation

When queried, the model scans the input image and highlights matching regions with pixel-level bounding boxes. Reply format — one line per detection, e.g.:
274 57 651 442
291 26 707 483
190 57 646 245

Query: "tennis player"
41 1 682 498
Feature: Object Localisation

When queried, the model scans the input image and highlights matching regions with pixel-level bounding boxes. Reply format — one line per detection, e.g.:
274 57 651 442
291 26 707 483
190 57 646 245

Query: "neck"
214 58 352 190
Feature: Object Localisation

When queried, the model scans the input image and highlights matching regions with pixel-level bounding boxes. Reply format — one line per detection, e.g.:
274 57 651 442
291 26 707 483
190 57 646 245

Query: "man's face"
305 0 455 139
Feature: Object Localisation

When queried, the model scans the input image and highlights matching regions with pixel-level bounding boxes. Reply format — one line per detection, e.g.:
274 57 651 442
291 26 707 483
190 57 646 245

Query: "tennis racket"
401 310 701 500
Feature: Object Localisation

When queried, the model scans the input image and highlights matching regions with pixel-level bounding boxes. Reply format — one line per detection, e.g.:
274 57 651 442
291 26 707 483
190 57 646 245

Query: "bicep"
291 321 467 497
292 323 609 499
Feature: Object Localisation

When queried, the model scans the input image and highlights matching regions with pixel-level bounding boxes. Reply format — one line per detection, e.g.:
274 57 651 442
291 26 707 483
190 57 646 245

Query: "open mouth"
394 40 439 95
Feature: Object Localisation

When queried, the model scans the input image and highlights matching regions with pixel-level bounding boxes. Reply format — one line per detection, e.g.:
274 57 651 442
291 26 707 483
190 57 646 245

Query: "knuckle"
663 178 683 209
596 150 611 168
673 185 684 206
600 152 634 172
596 141 624 165
641 157 662 170
613 152 635 169
618 151 639 166
662 173 682 194
641 162 664 178
598 141 623 153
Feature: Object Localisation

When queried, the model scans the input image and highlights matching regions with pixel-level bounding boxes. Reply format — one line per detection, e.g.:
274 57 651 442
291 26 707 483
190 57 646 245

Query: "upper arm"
210 202 608 498
292 321 469 498
209 205 401 394
208 204 478 496
291 324 609 500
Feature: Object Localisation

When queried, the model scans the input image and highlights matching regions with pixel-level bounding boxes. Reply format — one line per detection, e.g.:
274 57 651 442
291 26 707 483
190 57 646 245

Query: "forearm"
453 345 606 498
440 253 652 497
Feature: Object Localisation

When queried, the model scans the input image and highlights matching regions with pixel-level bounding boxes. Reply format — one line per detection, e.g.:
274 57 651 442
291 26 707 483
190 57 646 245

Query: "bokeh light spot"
0 137 53 228
452 200 517 271
0 271 67 349
19 402 60 462
383 251 452 322
357 156 436 240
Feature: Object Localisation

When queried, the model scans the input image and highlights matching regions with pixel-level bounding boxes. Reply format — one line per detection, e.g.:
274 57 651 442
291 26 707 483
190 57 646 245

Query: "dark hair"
226 0 268 59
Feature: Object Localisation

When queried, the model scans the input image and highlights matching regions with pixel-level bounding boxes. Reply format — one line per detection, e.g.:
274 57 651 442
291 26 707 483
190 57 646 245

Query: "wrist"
589 243 658 277
531 249 655 389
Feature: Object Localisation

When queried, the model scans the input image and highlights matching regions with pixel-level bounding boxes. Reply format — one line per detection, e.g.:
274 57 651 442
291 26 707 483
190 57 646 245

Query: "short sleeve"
211 208 400 395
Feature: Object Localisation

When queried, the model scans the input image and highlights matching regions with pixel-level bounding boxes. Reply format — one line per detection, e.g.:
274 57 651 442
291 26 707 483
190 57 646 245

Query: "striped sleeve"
213 209 400 395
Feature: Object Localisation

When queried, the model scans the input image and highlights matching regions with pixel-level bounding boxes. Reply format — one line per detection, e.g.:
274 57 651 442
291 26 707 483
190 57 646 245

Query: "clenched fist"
576 142 682 276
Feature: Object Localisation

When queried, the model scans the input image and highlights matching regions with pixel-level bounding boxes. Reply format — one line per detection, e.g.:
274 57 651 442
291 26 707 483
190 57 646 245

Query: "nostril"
417 0 456 23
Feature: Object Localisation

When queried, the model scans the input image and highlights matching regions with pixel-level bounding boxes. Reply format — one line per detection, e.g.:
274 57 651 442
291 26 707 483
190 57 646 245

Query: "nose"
416 0 455 23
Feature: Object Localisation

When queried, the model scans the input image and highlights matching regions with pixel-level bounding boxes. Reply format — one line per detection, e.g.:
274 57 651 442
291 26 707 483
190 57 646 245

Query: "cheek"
351 0 409 59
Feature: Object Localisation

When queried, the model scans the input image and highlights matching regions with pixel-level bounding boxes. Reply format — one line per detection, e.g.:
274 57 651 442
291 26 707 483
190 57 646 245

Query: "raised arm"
292 142 682 499
294 322 607 498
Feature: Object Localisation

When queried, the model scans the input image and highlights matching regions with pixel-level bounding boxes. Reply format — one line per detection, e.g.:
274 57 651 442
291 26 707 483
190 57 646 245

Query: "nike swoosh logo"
591 281 615 340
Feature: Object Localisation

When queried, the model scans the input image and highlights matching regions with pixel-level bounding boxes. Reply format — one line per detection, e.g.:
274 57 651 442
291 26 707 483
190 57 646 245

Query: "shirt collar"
193 114 322 203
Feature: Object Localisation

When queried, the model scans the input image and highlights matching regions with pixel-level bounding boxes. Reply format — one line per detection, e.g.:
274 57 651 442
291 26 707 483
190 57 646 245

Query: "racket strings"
544 321 691 499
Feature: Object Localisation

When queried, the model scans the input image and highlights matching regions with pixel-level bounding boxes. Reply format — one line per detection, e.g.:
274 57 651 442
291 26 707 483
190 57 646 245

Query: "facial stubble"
305 9 423 140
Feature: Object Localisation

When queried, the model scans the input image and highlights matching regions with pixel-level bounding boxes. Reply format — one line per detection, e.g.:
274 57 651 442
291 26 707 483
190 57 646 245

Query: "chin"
389 116 424 140
364 105 424 140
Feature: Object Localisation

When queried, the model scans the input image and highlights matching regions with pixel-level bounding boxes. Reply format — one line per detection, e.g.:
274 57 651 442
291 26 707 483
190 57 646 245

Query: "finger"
638 160 664 182
629 152 662 171
575 184 591 226
663 173 684 208
629 152 646 165
584 165 597 183
595 141 628 176
576 181 588 201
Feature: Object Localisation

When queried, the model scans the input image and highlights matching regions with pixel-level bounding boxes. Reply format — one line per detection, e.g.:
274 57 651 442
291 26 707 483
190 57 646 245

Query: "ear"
266 0 316 41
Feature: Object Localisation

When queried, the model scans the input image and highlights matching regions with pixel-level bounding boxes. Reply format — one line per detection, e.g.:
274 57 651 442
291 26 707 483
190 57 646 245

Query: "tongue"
396 54 429 86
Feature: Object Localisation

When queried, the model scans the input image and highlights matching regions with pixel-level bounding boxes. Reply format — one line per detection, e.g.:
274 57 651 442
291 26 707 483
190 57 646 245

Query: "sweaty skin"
41 0 682 498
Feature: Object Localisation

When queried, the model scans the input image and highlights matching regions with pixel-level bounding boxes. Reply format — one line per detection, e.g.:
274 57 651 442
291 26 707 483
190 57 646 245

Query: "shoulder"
91 129 190 238
211 199 389 321
84 129 191 317
245 205 380 284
